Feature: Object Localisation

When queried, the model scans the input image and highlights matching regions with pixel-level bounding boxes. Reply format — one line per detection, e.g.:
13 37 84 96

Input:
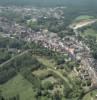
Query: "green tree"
52 90 62 100
42 81 53 90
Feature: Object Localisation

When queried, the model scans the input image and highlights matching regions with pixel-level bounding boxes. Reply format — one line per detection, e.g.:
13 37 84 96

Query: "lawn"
0 74 36 100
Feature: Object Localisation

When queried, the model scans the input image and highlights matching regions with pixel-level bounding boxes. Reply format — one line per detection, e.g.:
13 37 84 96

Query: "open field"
75 15 94 22
0 74 35 100
0 54 79 100
70 15 97 30
35 56 56 69
73 19 97 29
42 76 57 84
34 56 73 88
32 69 48 77
81 28 97 36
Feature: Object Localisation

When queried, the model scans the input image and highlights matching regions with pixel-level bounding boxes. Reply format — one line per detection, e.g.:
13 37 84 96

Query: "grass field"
42 76 57 84
0 74 36 100
35 56 56 69
83 90 97 100
82 28 97 36
75 15 94 22
34 56 73 88
32 69 48 76
0 54 78 100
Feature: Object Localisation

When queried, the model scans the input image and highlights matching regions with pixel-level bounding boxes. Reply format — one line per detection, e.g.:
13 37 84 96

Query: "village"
0 6 97 91
0 0 97 99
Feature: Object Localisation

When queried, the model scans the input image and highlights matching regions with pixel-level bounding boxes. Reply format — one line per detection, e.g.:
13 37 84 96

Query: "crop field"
0 74 36 100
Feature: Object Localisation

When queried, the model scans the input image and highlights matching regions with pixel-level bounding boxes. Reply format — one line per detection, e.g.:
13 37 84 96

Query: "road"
0 50 30 68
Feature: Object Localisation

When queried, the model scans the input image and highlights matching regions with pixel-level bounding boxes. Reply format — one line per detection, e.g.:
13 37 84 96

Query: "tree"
64 86 72 98
52 90 62 100
35 88 42 99
42 81 53 90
